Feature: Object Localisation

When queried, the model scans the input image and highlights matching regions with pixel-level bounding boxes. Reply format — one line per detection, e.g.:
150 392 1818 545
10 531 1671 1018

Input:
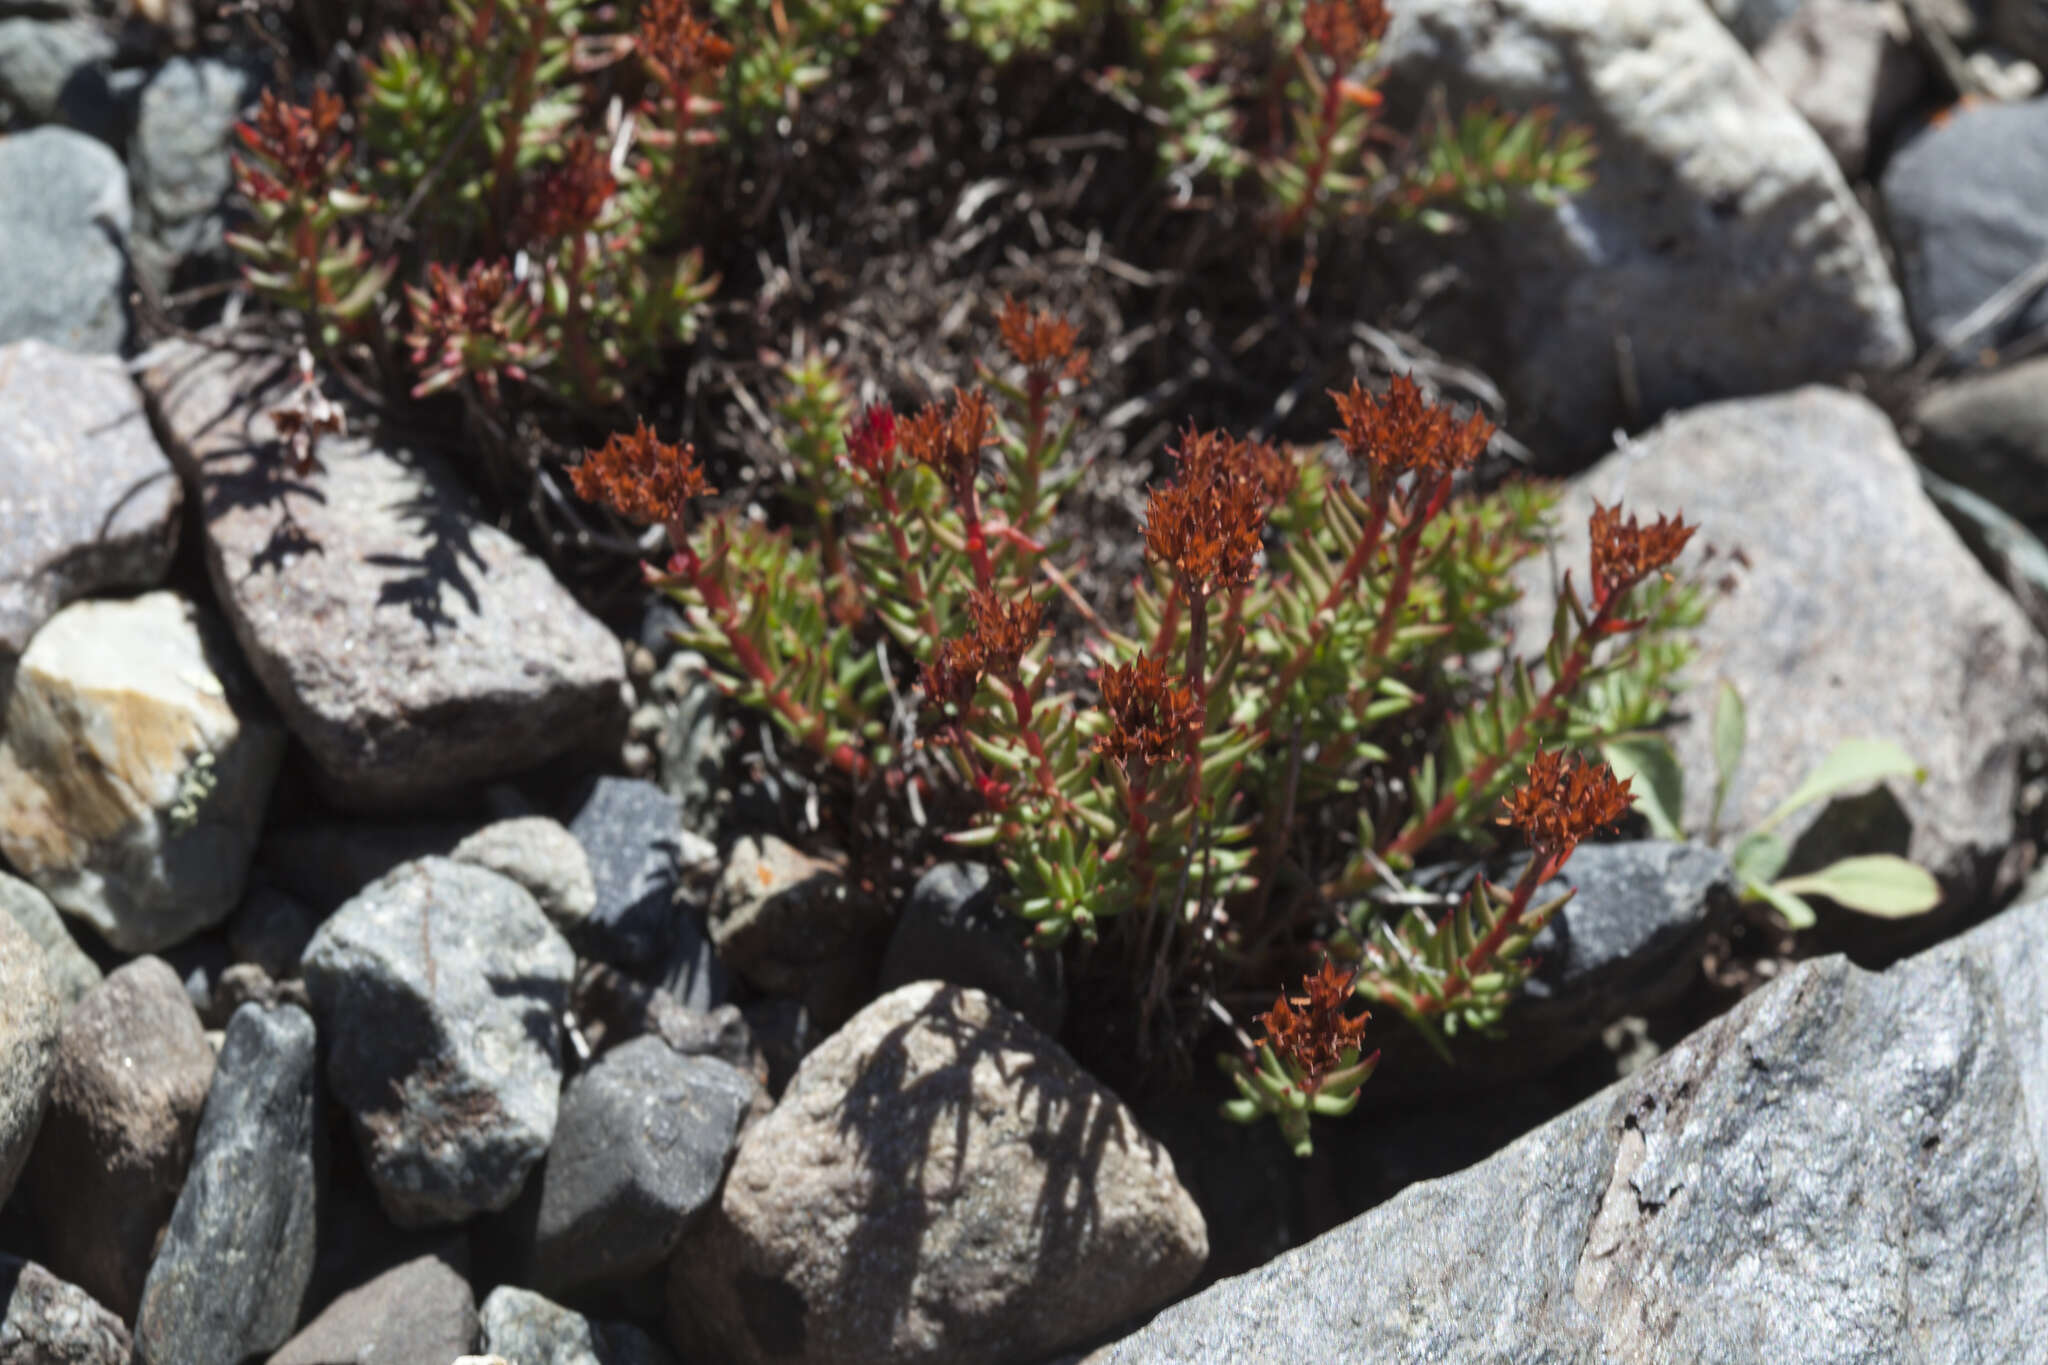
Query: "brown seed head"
1144 427 1270 592
1588 500 1697 611
997 296 1089 384
1258 959 1372 1095
522 135 616 241
900 388 996 503
235 88 351 204
1094 655 1201 770
638 0 734 94
964 589 1045 681
1329 374 1493 488
1501 749 1635 860
571 420 713 527
1303 0 1391 67
921 635 985 715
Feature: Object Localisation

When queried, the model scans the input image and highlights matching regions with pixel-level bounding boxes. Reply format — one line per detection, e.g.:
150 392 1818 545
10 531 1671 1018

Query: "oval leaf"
1760 739 1927 833
1600 736 1684 841
1751 879 1817 930
1774 855 1942 919
1732 831 1790 888
1710 680 1745 832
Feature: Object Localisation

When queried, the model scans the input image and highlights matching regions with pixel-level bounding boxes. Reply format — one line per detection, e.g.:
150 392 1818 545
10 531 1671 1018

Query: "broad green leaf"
1759 739 1927 833
1774 855 1942 919
1751 879 1817 930
1600 736 1684 841
1710 680 1745 835
1732 831 1790 888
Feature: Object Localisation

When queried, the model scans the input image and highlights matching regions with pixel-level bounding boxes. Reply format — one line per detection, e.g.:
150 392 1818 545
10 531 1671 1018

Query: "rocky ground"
5 0 2048 1362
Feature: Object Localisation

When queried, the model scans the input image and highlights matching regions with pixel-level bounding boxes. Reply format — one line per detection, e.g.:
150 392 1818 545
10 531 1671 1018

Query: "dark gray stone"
1913 356 2048 524
1090 895 2048 1364
270 1252 478 1365
300 856 574 1227
226 881 320 980
0 1255 130 1364
0 126 128 353
532 1036 755 1294
0 911 55 1212
481 1286 677 1365
127 55 255 290
879 862 1066 1036
134 1002 320 1365
24 955 213 1322
567 777 693 970
1992 0 2048 68
0 869 97 1009
1883 97 2048 356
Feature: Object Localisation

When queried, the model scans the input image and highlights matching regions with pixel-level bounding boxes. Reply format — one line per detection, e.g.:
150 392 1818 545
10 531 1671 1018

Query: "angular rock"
0 339 181 701
134 1002 320 1365
127 55 255 291
1883 97 2048 356
566 777 693 969
0 1255 131 1364
453 816 596 929
301 856 575 1227
142 343 627 807
532 1036 755 1294
481 1287 675 1365
0 911 56 1210
669 982 1207 1365
0 869 100 1008
879 862 1066 1037
1092 895 2048 1363
1912 355 2048 523
1519 388 2048 911
709 835 886 1029
0 16 114 124
0 591 285 953
0 126 129 353
270 1253 478 1365
23 955 215 1322
1921 467 2048 639
1754 0 1923 177
1377 0 1911 457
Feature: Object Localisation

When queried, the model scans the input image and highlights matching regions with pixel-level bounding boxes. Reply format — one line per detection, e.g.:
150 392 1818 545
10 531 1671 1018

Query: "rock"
134 1002 320 1365
709 835 887 1029
1882 97 2048 357
226 881 320 980
259 819 479 914
0 591 285 953
142 343 627 807
1912 355 2048 523
1520 388 2048 912
23 955 214 1321
0 869 100 1008
452 816 596 929
0 126 129 353
1376 0 1911 457
0 1255 131 1364
300 856 575 1227
646 652 728 837
1993 0 2048 65
1921 467 2048 640
481 1287 676 1365
1090 894 2048 1363
878 862 1066 1036
669 982 1207 1365
0 338 181 701
270 1253 478 1365
126 55 255 291
0 911 56 1210
1754 0 1923 177
1705 0 1803 44
532 1036 755 1295
0 16 113 127
565 777 695 969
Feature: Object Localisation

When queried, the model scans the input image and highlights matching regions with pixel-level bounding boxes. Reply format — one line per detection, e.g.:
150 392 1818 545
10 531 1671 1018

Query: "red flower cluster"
1329 374 1493 490
901 388 996 503
1095 655 1201 770
997 296 1089 385
1588 501 1697 612
1258 959 1374 1094
843 403 899 482
235 89 351 204
571 421 714 527
1144 428 1278 593
404 259 542 400
523 135 616 241
1501 749 1635 860
638 0 734 96
1303 0 1391 66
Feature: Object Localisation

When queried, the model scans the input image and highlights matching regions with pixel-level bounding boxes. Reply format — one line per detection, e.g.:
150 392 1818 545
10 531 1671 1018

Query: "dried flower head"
1258 959 1373 1095
1501 749 1635 859
638 0 734 96
964 589 1045 680
522 135 616 242
235 88 351 204
571 420 713 527
844 403 899 482
267 348 344 477
1303 0 1391 67
921 634 985 715
404 260 545 400
1588 501 1697 612
997 296 1089 385
1095 655 1201 769
1144 427 1270 592
900 388 996 502
1329 374 1493 489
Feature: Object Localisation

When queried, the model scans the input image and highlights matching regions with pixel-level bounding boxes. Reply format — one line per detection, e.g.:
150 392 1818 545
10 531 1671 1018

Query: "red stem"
1257 491 1390 730
1277 48 1347 236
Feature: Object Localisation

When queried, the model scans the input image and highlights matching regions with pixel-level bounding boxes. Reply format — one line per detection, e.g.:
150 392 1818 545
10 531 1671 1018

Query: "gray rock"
259 819 479 914
300 856 575 1227
566 777 695 969
879 862 1066 1037
1518 388 2048 913
1377 0 1911 457
572 963 762 1081
1920 467 2048 640
142 343 627 808
481 1287 675 1365
668 982 1207 1365
1912 355 2048 523
0 592 285 953
0 16 112 126
134 1002 320 1365
1754 0 1924 177
0 869 100 1008
0 126 129 353
1090 894 2048 1364
0 1255 130 1364
709 835 887 1030
23 955 214 1321
226 881 320 980
647 651 728 837
270 1253 478 1365
0 339 181 701
0 911 56 1210
1883 97 2048 356
532 1036 755 1294
127 55 255 291
453 816 596 929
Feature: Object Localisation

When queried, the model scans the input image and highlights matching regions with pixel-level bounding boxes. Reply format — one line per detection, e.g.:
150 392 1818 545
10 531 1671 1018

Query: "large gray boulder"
1092 893 2048 1363
1376 0 1910 457
668 982 1207 1365
0 126 129 353
142 343 627 807
0 870 100 1008
0 910 56 1211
